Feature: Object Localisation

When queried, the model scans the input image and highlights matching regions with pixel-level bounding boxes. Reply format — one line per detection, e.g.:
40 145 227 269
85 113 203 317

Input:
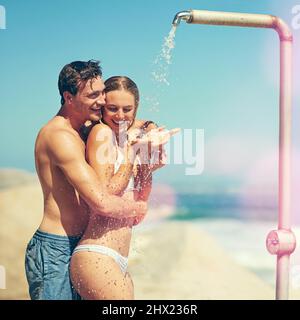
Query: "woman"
70 76 173 300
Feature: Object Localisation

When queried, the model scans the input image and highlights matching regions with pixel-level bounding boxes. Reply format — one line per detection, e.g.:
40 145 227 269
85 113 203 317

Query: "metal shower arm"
174 10 293 41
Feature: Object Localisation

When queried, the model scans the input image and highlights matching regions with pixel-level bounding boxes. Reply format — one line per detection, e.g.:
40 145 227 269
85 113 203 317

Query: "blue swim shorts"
25 230 81 300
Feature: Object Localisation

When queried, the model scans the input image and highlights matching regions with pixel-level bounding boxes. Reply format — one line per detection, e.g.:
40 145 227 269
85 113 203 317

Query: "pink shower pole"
173 10 296 299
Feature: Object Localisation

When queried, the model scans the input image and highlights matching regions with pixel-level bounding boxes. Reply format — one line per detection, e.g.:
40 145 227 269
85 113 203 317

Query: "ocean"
159 193 300 290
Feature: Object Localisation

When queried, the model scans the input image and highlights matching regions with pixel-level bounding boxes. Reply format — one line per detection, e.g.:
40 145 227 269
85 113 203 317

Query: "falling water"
132 26 178 261
144 25 177 113
152 25 177 86
137 25 178 219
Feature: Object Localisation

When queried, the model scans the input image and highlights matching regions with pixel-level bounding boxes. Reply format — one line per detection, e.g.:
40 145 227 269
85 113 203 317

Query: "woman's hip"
72 244 128 275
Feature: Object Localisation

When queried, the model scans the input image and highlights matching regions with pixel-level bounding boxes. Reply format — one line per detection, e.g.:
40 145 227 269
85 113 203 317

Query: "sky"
0 0 300 201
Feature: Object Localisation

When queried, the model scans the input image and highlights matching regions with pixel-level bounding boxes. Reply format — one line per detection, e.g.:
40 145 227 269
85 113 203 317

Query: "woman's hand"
132 215 145 226
150 147 168 172
128 127 180 166
129 127 180 147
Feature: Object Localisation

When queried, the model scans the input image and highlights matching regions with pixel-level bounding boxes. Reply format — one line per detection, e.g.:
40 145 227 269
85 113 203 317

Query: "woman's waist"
79 226 133 257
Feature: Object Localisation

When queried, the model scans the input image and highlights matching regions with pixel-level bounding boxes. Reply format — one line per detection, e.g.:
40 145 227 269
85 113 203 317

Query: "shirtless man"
24 60 147 300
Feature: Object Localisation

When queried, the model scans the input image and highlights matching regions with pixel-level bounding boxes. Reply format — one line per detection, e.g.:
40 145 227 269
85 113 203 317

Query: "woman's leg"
70 252 134 300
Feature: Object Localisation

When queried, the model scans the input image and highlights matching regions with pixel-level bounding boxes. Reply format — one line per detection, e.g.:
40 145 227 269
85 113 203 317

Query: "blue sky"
0 0 299 197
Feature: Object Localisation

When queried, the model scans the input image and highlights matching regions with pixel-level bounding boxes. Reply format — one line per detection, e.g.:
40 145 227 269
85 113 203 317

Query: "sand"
0 170 299 300
0 183 43 299
130 222 274 299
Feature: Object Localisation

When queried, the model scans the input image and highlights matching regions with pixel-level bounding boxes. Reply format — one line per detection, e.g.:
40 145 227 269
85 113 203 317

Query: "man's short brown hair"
58 60 102 105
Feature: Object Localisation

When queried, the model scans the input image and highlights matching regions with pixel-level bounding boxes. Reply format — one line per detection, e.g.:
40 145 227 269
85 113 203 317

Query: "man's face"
72 76 105 122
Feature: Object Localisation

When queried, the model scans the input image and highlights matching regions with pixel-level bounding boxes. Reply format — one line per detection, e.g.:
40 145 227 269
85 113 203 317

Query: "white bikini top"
113 138 141 193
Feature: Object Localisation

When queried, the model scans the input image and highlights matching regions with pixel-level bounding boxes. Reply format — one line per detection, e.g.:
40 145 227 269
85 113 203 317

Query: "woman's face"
102 90 136 133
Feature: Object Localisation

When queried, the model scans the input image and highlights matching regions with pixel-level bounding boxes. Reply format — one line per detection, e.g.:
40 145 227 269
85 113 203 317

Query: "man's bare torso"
35 117 89 236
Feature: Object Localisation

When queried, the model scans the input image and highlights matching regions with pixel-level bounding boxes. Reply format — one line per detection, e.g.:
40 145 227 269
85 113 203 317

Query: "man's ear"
63 91 73 104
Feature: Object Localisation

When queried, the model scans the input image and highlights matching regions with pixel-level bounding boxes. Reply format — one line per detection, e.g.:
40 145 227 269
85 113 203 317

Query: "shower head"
172 10 192 26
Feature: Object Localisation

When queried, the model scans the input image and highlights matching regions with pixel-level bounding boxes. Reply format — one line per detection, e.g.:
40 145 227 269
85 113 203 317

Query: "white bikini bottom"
73 244 128 275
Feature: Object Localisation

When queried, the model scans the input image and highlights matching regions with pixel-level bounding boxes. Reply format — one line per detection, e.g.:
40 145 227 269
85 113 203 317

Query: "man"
25 60 147 300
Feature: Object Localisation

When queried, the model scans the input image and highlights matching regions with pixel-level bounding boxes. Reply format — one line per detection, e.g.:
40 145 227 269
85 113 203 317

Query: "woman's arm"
48 129 146 218
131 163 152 226
86 123 136 195
135 163 152 201
133 120 157 201
136 121 167 173
86 119 168 198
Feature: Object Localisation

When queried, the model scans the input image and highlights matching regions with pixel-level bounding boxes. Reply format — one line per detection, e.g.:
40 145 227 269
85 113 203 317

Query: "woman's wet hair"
58 60 102 105
104 76 139 107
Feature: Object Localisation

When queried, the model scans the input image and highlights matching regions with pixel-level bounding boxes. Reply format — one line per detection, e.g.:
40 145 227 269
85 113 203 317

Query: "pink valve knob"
266 229 296 255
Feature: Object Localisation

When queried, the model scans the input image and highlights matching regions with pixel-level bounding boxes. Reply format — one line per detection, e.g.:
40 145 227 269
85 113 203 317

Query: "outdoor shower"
172 9 296 300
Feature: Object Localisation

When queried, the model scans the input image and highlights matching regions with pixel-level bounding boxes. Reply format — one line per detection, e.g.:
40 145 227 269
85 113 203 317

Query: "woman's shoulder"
90 121 112 133
87 122 114 142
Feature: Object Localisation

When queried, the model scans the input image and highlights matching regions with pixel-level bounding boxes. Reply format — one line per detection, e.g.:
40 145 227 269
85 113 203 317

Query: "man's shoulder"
37 121 80 150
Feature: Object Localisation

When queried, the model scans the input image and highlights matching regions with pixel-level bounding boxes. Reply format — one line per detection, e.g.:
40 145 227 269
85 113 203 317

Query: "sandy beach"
130 222 274 300
0 169 299 300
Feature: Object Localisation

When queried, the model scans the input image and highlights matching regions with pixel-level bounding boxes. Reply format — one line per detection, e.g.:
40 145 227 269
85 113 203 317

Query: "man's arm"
48 129 146 219
86 123 135 195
